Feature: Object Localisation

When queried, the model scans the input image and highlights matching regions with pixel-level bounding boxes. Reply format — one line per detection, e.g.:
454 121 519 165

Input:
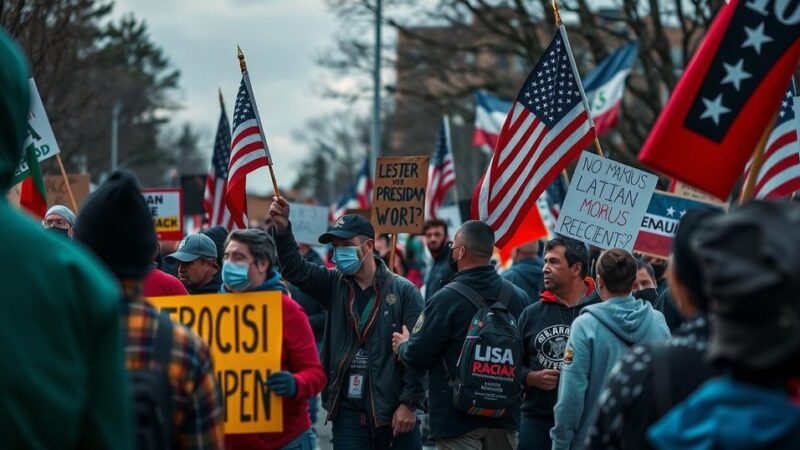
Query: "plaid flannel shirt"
124 297 225 450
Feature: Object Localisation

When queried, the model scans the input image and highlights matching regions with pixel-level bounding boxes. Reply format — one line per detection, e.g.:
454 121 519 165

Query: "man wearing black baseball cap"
166 234 221 294
270 196 425 449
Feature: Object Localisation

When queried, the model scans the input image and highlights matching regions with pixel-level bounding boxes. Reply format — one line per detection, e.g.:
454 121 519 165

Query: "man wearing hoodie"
220 228 326 450
551 248 670 450
648 201 800 450
0 29 133 449
517 236 599 449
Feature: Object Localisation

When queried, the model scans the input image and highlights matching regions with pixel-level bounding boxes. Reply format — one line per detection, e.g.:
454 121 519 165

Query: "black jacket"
655 287 684 332
190 274 222 294
275 225 425 426
398 266 530 439
517 286 600 419
288 250 327 342
501 257 544 303
424 245 455 303
586 315 713 449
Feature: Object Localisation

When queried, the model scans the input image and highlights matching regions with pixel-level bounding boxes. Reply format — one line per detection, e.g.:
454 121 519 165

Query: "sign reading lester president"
372 156 429 234
142 189 183 240
555 152 657 251
149 292 284 434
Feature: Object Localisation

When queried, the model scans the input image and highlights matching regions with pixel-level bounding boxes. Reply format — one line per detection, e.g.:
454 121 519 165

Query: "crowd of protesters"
2 27 800 450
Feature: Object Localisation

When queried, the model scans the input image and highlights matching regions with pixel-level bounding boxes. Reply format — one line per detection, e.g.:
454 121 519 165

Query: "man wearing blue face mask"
270 196 425 450
221 229 327 450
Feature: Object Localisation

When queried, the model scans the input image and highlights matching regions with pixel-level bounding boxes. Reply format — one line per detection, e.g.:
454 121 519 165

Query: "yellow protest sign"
149 292 284 434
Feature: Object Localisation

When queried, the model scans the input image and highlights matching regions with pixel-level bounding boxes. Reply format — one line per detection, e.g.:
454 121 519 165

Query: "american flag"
330 157 372 221
749 83 800 200
227 73 272 229
203 101 235 229
426 116 456 220
473 26 595 248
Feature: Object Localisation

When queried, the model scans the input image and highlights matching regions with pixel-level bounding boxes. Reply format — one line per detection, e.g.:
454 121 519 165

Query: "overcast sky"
113 0 361 194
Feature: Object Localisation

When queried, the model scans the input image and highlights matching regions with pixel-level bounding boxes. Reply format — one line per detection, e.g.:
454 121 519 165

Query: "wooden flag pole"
237 46 281 198
593 137 605 158
55 154 78 212
388 233 398 274
740 117 776 203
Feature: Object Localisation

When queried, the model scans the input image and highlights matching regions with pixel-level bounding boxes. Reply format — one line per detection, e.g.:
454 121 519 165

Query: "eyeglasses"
43 218 69 228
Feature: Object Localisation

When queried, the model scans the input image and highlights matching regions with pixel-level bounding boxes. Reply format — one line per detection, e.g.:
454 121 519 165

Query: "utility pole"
370 0 382 177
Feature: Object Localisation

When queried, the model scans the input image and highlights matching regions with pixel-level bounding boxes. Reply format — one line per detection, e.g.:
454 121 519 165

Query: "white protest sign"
11 79 61 184
435 205 462 234
142 189 184 241
555 152 658 251
289 203 330 245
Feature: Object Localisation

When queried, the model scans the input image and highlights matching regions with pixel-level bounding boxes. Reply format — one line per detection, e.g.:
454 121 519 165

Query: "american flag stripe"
486 105 590 215
426 116 456 219
226 71 271 229
488 119 592 239
204 100 236 230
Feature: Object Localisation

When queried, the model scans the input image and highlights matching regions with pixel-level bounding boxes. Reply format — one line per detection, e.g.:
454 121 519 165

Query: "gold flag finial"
552 0 562 26
218 87 224 108
237 46 247 72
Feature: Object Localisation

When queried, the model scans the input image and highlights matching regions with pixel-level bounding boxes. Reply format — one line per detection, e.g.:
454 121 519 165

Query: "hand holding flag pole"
237 46 281 197
551 0 604 158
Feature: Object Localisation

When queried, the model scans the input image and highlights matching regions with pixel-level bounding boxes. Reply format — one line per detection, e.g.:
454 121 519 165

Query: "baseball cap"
319 214 375 244
166 234 218 263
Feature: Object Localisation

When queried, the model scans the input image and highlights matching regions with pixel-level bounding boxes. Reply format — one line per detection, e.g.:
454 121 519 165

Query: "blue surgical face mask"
332 243 368 275
222 261 252 292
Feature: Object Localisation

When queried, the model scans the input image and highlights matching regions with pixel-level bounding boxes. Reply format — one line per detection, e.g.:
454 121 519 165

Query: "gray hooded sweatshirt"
550 294 671 450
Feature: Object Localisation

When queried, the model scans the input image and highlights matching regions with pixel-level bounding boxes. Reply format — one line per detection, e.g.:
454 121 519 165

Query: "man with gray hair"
42 204 76 238
393 220 529 450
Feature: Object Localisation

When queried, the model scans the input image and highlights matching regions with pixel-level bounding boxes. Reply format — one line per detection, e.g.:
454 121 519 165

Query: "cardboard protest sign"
142 189 184 240
634 191 725 259
45 174 90 210
555 152 658 251
149 292 284 434
372 156 429 234
11 79 61 185
289 203 329 245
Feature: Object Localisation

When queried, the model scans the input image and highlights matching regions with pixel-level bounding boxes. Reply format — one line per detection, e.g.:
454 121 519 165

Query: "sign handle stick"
55 154 78 212
739 116 776 203
561 169 570 185
592 137 605 158
388 233 398 274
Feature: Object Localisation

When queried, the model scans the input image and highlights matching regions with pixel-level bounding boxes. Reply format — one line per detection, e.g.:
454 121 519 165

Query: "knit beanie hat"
75 170 157 280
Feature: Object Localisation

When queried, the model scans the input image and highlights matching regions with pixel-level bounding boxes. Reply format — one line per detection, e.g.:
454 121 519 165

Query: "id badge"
348 374 364 399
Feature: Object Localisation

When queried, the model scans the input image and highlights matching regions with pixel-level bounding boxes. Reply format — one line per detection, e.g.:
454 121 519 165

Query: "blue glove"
266 371 297 398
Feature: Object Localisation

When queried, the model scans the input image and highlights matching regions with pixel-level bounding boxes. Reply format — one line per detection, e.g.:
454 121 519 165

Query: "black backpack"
130 311 174 450
444 280 522 418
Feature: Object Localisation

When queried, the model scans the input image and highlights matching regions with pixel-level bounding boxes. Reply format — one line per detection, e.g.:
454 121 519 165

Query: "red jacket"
225 293 326 449
142 267 188 297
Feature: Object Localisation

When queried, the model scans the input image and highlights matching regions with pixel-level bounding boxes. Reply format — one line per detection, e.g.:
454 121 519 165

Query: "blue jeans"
281 429 314 450
332 406 422 450
518 416 553 450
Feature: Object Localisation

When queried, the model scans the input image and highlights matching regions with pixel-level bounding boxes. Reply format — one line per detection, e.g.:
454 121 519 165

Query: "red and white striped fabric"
473 26 595 248
749 85 800 200
426 115 456 220
227 71 272 229
203 103 236 229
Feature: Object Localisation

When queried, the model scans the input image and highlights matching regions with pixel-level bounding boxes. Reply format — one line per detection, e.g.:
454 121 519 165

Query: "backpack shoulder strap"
497 279 514 308
649 343 673 417
154 311 174 370
445 281 485 311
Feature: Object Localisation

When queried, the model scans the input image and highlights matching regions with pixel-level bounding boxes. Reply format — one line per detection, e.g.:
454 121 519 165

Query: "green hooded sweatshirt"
0 30 133 449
